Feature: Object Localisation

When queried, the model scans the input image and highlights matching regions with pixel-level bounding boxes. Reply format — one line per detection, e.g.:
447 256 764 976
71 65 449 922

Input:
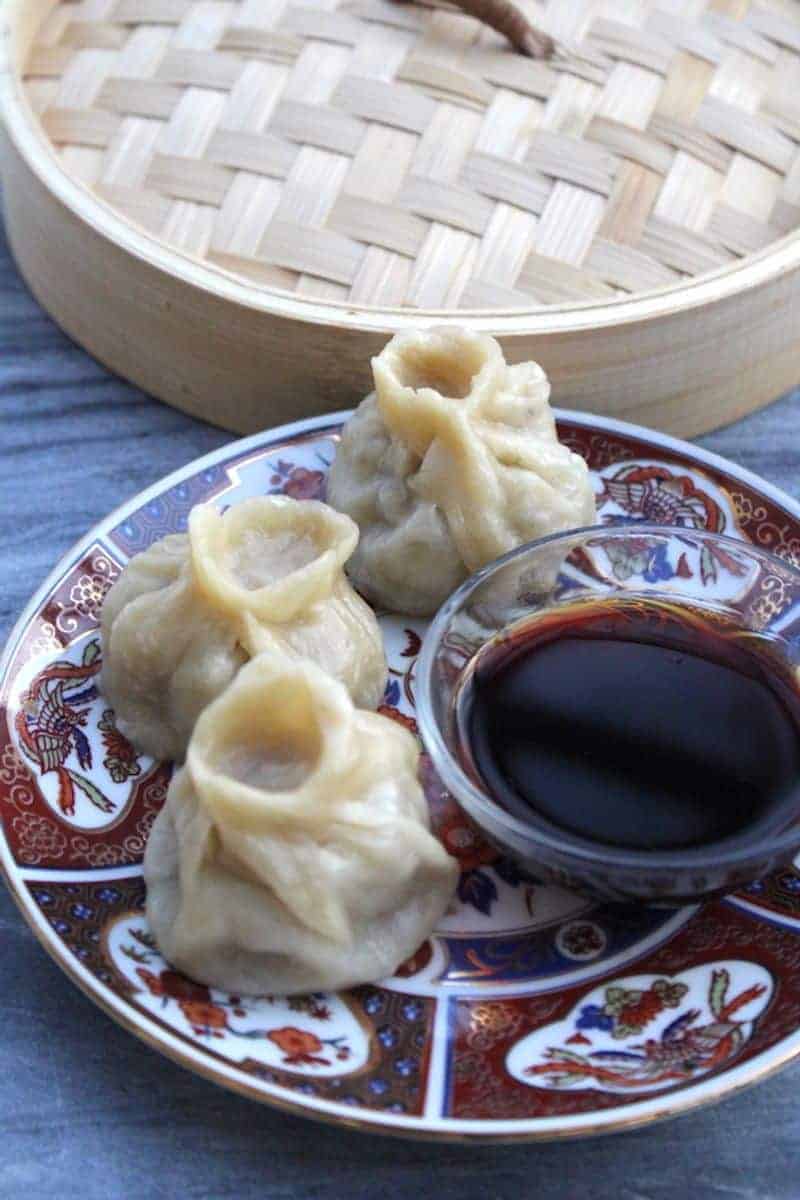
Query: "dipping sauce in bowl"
416 525 800 903
457 598 800 854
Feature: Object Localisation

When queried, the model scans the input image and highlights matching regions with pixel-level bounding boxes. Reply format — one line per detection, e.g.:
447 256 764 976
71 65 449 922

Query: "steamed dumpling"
101 497 387 761
143 653 458 993
327 327 596 615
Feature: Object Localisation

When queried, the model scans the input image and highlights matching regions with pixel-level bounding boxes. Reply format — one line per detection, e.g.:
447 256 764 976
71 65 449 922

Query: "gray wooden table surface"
2 212 800 1200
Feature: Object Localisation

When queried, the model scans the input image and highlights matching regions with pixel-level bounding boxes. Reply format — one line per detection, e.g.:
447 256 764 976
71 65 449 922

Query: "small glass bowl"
417 524 800 904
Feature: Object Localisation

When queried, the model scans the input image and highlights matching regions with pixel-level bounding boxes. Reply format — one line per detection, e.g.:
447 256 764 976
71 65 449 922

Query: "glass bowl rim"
416 521 800 873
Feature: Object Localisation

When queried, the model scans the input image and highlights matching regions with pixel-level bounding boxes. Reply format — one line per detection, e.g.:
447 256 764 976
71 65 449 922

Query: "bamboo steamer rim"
4 0 800 339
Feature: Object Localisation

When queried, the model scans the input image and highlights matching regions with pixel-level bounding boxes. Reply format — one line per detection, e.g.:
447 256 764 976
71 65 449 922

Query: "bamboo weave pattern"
23 0 800 308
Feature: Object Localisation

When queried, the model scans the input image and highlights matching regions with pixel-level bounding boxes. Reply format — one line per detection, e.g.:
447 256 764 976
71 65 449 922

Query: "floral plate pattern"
3 409 800 1141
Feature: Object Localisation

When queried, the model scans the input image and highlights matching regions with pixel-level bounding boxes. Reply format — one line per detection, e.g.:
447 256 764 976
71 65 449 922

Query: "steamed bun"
101 496 387 761
144 653 458 993
327 328 596 615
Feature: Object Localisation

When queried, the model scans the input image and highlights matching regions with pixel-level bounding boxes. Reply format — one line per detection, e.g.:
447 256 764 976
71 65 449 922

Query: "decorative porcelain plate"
3 410 800 1142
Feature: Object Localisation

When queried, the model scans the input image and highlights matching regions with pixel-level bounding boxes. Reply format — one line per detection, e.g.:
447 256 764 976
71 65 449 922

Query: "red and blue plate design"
2 409 800 1140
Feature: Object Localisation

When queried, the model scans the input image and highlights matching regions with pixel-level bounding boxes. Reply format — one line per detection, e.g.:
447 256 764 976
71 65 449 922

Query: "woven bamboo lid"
22 0 800 310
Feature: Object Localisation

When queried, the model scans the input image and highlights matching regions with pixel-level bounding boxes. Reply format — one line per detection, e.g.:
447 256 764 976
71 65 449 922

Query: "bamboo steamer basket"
3 0 800 436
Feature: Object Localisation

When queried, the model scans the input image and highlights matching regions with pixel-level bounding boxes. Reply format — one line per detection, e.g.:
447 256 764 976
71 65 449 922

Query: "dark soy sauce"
458 599 800 853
